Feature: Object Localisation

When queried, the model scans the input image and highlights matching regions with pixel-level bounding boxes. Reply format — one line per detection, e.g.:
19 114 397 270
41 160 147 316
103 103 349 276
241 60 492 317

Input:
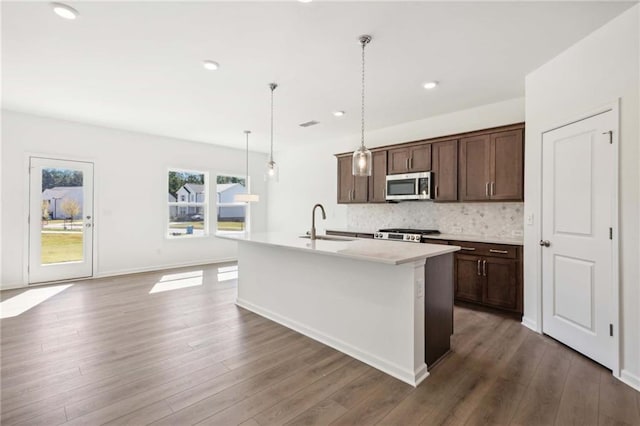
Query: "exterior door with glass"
28 157 94 284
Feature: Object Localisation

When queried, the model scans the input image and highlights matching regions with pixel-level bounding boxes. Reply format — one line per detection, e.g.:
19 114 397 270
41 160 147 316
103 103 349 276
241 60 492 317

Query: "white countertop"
326 229 523 246
216 232 460 265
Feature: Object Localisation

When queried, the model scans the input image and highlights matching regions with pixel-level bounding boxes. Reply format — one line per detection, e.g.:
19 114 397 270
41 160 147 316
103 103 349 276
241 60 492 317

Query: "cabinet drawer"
452 241 517 259
422 238 450 245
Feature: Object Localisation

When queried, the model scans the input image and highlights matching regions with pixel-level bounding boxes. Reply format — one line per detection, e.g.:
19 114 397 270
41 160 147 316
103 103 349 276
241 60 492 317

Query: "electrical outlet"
452 226 462 234
512 230 523 237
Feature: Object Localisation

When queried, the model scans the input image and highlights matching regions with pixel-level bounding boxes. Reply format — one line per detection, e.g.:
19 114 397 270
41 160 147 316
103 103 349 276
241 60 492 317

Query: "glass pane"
216 175 247 232
168 206 206 237
388 179 416 196
169 171 205 204
40 168 84 264
216 205 246 232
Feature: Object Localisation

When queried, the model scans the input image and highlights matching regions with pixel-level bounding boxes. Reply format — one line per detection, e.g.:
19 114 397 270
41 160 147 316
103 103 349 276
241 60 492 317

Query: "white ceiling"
2 1 635 152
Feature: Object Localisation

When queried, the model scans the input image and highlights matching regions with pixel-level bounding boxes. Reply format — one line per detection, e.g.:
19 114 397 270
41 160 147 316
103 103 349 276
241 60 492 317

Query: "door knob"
539 240 551 247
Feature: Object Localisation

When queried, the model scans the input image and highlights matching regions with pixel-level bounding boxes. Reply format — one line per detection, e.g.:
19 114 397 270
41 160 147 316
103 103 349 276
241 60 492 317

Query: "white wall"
1 110 269 289
524 5 640 389
267 97 525 235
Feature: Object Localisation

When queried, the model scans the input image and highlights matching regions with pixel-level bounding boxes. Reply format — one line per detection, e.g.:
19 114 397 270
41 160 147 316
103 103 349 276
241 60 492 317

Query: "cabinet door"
432 140 458 201
387 147 410 174
454 254 483 303
483 257 518 310
409 143 431 172
459 135 491 201
353 175 369 203
369 150 387 203
490 130 523 201
337 156 353 204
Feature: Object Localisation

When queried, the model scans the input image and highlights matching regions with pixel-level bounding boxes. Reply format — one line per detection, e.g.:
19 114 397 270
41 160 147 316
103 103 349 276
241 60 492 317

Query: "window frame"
167 168 209 239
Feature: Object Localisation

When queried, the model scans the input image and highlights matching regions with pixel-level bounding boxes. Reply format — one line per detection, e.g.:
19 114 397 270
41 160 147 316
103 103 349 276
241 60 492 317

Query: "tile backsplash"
347 202 524 238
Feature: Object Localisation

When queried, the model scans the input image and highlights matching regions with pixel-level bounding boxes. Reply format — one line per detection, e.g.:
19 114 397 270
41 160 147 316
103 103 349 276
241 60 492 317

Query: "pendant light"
352 34 372 176
234 130 260 203
265 82 279 181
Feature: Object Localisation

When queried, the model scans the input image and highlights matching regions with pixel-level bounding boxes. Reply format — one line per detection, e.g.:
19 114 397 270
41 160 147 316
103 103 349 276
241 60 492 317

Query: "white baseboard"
620 369 640 392
521 316 539 333
95 257 237 279
0 258 238 291
236 297 429 387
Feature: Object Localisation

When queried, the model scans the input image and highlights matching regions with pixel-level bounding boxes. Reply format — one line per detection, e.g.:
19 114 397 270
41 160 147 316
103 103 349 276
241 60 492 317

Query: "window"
216 174 248 232
168 169 208 238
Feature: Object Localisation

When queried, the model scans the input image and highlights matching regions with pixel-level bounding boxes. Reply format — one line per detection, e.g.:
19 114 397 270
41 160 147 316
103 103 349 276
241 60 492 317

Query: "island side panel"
235 241 427 386
424 253 454 367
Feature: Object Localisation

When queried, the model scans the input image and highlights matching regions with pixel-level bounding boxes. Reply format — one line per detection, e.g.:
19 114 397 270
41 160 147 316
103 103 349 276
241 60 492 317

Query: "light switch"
526 213 534 225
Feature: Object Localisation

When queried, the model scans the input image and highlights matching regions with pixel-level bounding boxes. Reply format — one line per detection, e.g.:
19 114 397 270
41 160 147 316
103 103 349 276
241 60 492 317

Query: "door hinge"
610 324 613 337
603 130 613 144
609 227 613 240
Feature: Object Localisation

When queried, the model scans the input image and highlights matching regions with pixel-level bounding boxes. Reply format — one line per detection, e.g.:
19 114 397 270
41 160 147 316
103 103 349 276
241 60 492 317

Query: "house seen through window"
217 175 247 232
168 170 208 237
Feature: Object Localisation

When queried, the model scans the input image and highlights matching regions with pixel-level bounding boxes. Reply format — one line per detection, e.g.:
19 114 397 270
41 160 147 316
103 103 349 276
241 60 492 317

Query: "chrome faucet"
310 204 327 240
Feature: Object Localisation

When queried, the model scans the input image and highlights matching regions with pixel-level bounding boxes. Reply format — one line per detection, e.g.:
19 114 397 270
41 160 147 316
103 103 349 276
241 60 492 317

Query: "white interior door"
29 157 94 284
541 110 616 369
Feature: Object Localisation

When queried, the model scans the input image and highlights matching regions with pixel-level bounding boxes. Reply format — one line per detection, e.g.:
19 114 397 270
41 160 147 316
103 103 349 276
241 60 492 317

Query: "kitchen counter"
216 231 459 386
217 231 459 265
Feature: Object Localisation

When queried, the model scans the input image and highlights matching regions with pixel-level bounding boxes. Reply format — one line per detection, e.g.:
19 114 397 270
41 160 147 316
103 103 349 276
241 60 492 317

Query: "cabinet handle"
477 260 481 276
486 182 490 197
489 249 509 254
405 158 409 170
383 188 386 200
409 157 413 169
348 190 352 201
461 247 476 251
435 185 439 198
483 260 487 276
491 181 495 196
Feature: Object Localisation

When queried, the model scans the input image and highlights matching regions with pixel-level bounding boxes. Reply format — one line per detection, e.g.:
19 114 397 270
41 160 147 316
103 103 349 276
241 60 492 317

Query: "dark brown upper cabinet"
459 129 524 201
336 123 524 205
368 150 387 203
387 143 431 174
490 130 523 200
431 139 458 201
337 155 368 204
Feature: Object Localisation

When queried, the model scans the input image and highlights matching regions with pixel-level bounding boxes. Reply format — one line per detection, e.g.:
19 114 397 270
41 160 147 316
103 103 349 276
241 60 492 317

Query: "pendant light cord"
360 39 366 150
269 83 277 163
244 130 250 188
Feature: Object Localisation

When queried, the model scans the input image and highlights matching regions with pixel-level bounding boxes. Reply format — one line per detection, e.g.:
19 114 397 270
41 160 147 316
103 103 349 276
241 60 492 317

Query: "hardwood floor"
1 262 638 426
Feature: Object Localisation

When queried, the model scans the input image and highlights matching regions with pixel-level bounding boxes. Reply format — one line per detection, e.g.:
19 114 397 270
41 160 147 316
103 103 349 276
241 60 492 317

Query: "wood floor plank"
284 399 348 426
510 343 572 425
554 354 601 426
599 369 640 426
253 359 371 426
196 351 352 425
1 262 637 426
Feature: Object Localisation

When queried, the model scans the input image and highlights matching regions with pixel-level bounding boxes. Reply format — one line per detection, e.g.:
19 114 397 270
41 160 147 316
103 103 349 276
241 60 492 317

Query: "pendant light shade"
234 130 260 203
352 145 372 176
265 83 279 182
352 34 372 177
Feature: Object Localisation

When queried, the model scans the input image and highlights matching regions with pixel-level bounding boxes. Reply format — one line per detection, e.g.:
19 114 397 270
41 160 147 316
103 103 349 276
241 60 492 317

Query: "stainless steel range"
373 228 440 243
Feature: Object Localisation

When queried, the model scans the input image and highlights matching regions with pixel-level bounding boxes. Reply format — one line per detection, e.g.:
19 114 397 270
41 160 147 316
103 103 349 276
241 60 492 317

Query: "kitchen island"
216 232 460 386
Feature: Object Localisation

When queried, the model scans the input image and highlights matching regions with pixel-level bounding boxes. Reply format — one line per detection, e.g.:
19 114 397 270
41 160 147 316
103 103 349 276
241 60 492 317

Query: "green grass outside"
169 221 205 230
41 233 83 264
217 221 245 231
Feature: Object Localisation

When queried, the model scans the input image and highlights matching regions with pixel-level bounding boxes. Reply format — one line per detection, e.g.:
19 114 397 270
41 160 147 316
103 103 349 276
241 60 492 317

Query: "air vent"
299 120 319 128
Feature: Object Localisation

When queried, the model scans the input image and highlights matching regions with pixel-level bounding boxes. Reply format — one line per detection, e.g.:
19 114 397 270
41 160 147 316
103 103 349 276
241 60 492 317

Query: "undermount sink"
299 235 355 242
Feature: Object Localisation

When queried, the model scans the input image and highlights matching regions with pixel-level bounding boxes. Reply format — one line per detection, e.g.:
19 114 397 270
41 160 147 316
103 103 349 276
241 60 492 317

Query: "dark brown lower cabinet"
447 240 522 315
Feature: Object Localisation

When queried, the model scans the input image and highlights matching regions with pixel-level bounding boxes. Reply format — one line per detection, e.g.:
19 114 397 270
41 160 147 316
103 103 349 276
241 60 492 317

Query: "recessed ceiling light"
202 60 220 71
333 111 345 117
423 81 439 90
51 2 79 20
298 0 313 3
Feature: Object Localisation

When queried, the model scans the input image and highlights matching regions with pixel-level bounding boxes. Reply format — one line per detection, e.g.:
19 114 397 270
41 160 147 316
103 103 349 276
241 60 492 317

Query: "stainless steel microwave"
385 172 433 201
